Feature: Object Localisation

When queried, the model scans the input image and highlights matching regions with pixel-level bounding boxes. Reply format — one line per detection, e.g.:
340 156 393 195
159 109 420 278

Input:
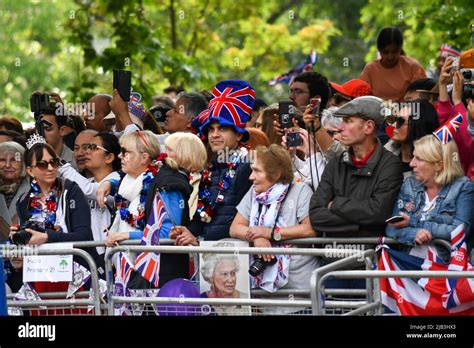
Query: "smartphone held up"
113 69 132 102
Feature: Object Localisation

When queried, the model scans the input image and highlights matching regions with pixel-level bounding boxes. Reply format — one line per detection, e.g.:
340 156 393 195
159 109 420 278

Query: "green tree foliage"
360 0 474 67
2 0 472 122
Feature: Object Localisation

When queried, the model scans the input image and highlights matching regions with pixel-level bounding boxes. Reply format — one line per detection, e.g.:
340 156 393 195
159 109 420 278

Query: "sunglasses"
386 116 408 128
333 94 351 104
326 129 341 137
31 158 60 170
84 143 109 153
120 147 131 156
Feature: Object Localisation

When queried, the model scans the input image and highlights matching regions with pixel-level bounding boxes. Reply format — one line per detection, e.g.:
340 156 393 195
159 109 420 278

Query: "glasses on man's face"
84 143 109 153
289 88 309 96
31 158 60 171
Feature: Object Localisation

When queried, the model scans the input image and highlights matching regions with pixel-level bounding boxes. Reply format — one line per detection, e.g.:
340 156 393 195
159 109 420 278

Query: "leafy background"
0 0 473 121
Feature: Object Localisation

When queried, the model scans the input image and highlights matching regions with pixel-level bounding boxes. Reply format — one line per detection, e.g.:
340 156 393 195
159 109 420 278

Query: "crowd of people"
1 26 474 315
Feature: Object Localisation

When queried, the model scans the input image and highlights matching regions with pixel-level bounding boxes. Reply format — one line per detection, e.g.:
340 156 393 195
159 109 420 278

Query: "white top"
420 191 437 221
58 163 120 254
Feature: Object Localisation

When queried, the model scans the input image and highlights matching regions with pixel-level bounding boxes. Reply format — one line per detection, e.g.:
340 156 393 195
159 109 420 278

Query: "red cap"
330 79 372 99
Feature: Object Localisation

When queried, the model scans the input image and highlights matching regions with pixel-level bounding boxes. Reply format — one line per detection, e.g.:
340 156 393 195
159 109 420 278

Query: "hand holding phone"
113 69 131 102
286 131 303 148
310 96 322 116
278 101 294 129
385 215 404 224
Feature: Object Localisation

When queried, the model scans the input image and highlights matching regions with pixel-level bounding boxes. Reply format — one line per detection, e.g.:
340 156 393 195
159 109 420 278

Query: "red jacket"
437 100 474 180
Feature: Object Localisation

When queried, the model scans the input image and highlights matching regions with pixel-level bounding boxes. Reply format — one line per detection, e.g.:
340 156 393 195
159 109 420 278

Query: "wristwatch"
271 226 282 242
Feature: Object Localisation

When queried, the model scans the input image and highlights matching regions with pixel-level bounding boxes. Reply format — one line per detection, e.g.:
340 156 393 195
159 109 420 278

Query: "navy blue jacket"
188 160 252 240
17 178 98 261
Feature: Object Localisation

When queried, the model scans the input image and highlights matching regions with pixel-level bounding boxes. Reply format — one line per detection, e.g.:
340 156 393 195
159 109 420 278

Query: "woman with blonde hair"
387 134 473 259
164 132 207 220
103 130 162 245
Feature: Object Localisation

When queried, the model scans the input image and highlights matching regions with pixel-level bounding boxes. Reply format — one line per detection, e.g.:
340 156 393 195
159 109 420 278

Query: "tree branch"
266 0 300 24
169 0 177 50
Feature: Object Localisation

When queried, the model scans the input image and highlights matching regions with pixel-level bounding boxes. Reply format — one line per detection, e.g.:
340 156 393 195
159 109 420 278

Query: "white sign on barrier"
23 243 73 282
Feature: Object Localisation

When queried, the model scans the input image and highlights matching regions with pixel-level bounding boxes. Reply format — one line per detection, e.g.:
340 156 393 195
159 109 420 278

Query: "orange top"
359 56 426 102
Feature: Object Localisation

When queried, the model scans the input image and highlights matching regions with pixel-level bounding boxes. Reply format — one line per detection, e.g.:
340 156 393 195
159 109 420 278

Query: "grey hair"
200 242 240 284
177 92 208 120
321 106 341 129
0 141 26 177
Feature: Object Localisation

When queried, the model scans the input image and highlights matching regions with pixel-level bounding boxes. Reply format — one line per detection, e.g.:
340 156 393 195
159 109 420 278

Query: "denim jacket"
386 176 474 245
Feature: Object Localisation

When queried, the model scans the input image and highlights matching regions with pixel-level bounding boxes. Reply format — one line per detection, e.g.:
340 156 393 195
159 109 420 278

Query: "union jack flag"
207 83 256 129
379 224 474 315
440 44 461 58
433 113 463 144
133 195 166 287
191 108 211 133
269 50 318 86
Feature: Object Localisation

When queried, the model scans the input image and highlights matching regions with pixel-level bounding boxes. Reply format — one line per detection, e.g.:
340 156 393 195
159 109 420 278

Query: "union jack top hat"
199 80 256 142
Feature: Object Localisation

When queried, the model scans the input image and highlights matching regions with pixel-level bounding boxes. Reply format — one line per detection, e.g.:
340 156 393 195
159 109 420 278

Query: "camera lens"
248 257 277 277
11 230 31 245
462 70 473 80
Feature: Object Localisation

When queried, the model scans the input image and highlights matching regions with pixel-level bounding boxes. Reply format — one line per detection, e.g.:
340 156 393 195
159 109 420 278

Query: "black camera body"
461 68 474 81
287 131 303 148
249 257 277 277
11 221 45 245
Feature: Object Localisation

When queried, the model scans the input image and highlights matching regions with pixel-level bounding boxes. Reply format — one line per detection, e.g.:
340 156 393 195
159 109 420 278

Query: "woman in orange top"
360 27 426 102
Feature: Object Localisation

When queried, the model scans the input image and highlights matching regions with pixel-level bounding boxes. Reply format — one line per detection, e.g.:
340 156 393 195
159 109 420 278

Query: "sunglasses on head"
31 158 60 170
84 143 109 153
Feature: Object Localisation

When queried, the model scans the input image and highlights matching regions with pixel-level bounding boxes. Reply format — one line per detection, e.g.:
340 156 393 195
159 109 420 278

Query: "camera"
30 92 51 116
461 68 474 81
287 131 303 148
11 221 45 245
463 84 474 100
248 257 277 277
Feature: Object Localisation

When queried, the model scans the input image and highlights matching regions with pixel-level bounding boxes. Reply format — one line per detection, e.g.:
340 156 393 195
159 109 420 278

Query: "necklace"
114 156 166 231
197 145 249 223
28 179 60 229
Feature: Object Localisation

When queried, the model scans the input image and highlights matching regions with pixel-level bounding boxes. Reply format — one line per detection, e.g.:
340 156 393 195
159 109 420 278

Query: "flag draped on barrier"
378 224 474 315
114 194 166 294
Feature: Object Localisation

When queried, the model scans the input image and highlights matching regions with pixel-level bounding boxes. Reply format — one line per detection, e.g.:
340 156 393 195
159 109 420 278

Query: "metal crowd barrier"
104 244 367 316
3 246 101 315
0 237 457 316
315 269 474 316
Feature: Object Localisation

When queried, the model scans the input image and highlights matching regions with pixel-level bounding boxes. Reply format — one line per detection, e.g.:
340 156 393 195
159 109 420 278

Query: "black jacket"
309 140 403 237
188 160 252 241
17 178 98 261
129 164 193 288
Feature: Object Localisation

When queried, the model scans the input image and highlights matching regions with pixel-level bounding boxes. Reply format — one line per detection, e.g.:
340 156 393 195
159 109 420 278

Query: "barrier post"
0 255 8 316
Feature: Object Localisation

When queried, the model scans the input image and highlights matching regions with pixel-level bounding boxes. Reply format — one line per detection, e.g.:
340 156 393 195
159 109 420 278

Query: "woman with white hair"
386 134 474 260
0 141 29 227
200 242 249 316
